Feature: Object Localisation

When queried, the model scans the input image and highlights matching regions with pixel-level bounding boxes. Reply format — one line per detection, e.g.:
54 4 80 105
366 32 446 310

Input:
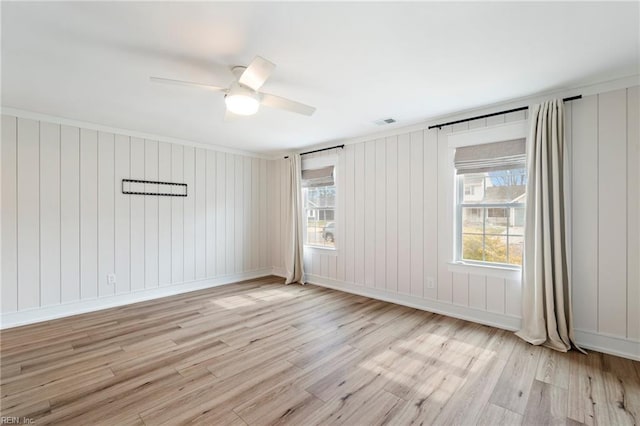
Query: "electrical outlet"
107 273 116 285
426 277 436 289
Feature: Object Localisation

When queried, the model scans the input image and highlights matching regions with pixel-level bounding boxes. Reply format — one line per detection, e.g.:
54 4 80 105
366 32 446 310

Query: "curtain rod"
284 144 345 159
428 95 582 130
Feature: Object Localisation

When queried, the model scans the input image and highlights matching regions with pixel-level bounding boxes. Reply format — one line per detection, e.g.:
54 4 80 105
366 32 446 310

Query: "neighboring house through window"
454 138 527 267
302 161 336 249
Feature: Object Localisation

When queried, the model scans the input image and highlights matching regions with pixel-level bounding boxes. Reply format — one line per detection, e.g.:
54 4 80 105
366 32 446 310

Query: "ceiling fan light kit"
225 84 261 116
151 56 316 119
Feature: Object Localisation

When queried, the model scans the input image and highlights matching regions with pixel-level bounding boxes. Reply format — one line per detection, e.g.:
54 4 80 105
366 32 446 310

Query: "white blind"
301 165 334 187
454 138 526 175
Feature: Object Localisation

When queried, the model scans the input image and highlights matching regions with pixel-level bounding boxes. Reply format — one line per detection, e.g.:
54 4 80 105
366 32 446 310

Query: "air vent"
374 118 397 125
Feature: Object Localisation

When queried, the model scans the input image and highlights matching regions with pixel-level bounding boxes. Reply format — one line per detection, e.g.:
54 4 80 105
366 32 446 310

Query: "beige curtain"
283 154 305 284
516 99 582 353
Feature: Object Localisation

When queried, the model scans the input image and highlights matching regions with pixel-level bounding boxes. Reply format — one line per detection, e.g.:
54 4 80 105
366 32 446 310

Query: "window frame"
447 120 529 274
301 155 338 251
455 172 525 268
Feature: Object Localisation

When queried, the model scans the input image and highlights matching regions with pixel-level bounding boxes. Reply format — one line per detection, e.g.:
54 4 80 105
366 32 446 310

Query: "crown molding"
0 107 272 160
297 74 640 154
5 74 638 161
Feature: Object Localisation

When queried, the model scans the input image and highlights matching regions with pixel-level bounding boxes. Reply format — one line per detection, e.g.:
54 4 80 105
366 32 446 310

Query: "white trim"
1 107 269 159
301 154 338 252
448 121 529 268
448 262 521 280
574 329 640 361
304 245 337 253
272 266 287 278
5 265 638 361
305 273 521 332
298 75 639 157
0 269 273 329
6 76 638 161
304 273 640 361
301 121 431 154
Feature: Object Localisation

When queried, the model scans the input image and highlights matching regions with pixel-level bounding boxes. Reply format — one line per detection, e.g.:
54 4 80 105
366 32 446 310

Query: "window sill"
447 261 521 280
304 245 337 252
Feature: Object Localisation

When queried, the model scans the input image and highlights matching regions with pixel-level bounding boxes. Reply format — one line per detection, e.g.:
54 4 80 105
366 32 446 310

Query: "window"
302 165 336 248
454 139 526 267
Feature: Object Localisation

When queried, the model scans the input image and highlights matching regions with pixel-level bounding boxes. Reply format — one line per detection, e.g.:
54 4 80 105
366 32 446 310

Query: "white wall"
268 112 528 331
268 86 640 360
570 88 639 351
1 114 271 326
1 85 637 360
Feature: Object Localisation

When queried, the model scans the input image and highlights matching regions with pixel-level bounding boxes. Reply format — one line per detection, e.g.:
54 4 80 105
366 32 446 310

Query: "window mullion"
506 207 510 264
482 207 486 262
456 167 525 267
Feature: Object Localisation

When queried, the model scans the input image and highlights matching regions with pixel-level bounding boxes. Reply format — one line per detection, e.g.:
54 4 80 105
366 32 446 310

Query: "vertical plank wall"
1 86 637 352
1 115 270 316
571 87 639 342
268 86 640 346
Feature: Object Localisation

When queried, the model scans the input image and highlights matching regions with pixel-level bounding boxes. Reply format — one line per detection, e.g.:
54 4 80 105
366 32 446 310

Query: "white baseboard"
6 266 638 361
0 269 273 329
272 266 287 278
574 329 640 361
305 274 640 361
304 273 521 332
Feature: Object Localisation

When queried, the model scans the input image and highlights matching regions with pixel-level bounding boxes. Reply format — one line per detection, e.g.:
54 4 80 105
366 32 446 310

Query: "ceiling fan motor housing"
231 65 247 79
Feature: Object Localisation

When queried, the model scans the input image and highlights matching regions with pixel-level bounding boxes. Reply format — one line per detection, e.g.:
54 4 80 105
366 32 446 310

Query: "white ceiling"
2 2 638 155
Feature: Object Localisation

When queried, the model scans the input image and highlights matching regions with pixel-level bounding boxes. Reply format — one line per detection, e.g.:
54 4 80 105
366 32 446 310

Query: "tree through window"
454 139 526 267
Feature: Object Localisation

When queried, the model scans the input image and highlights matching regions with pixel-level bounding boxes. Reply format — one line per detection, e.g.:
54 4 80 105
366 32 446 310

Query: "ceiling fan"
150 56 316 119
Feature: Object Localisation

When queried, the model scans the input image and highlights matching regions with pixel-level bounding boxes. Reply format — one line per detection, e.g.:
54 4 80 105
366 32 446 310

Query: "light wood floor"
1 276 638 425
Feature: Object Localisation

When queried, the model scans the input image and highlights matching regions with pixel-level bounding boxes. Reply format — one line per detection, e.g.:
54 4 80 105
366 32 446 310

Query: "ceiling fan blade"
150 77 226 92
238 56 275 91
261 93 316 116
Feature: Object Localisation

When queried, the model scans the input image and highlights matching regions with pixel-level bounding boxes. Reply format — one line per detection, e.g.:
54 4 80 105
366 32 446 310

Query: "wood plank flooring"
1 276 638 425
